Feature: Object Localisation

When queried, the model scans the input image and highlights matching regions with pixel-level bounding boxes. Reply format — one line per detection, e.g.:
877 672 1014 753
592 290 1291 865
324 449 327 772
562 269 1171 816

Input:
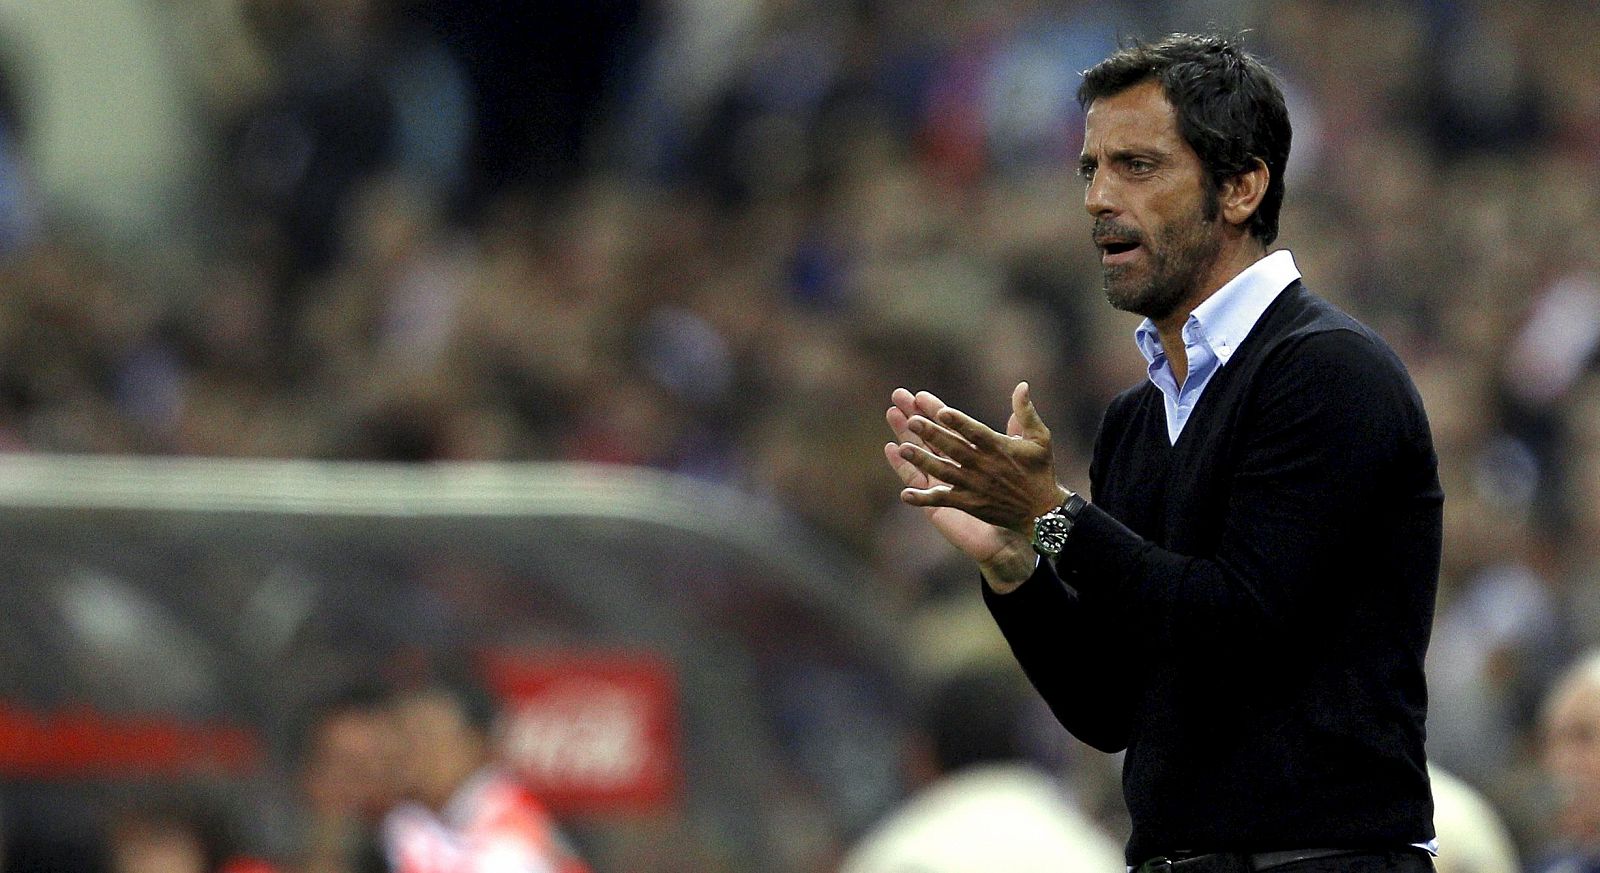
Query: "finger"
934 404 1007 450
890 389 931 444
896 440 980 490
906 415 982 466
913 390 948 419
900 482 955 507
887 406 933 456
886 404 911 438
891 386 916 413
1012 381 1050 442
882 442 930 488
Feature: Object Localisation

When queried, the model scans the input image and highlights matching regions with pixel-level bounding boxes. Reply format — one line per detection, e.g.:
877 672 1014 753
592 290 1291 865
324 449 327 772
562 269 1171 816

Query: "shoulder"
1241 290 1433 447
1258 287 1415 390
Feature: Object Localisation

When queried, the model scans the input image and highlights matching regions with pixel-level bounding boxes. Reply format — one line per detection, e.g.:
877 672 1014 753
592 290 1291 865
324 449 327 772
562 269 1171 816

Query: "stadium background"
0 0 1595 870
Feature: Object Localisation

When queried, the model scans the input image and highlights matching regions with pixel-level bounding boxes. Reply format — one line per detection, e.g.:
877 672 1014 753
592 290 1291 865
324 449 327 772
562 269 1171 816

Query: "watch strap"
1060 491 1087 521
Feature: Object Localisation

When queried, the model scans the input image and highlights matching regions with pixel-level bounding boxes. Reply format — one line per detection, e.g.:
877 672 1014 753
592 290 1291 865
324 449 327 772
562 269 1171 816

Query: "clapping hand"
882 382 1066 591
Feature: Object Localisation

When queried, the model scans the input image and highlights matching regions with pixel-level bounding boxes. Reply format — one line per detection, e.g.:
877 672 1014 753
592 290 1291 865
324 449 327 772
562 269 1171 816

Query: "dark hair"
1078 34 1292 245
919 665 1032 773
407 662 500 737
292 679 397 758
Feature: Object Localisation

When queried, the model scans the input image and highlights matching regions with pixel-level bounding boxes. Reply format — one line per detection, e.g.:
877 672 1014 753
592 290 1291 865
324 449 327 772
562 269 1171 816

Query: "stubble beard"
1102 204 1223 322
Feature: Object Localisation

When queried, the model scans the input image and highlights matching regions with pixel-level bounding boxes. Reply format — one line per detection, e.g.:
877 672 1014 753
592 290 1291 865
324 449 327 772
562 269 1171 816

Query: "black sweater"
985 282 1441 861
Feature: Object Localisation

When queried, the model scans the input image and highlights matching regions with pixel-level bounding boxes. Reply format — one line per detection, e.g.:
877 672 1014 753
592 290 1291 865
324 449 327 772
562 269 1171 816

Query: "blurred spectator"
219 0 400 280
838 662 1122 873
103 785 275 873
294 684 402 873
382 670 590 873
0 32 37 255
1427 525 1570 787
1429 764 1520 873
1535 650 1600 873
106 802 212 873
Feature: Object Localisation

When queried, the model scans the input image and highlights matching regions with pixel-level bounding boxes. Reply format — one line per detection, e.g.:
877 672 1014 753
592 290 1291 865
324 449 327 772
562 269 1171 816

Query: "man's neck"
1152 239 1268 386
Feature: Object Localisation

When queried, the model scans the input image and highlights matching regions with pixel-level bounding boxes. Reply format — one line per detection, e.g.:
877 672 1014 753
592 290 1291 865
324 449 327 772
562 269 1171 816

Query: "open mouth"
1098 239 1143 264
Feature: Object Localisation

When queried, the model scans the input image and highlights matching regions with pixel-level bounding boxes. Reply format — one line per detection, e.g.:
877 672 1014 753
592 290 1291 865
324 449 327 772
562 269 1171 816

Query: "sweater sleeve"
981 557 1136 752
1059 327 1430 638
981 389 1142 753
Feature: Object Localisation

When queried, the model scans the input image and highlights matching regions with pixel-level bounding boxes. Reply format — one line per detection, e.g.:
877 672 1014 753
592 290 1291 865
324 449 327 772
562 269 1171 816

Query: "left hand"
893 381 1066 532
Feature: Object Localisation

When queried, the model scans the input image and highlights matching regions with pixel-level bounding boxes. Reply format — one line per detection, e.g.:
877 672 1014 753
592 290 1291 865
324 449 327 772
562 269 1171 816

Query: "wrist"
980 538 1039 594
1029 488 1086 558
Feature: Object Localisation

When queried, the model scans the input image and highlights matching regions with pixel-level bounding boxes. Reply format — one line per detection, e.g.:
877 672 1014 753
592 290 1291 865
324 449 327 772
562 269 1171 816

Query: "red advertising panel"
0 703 261 778
480 650 679 816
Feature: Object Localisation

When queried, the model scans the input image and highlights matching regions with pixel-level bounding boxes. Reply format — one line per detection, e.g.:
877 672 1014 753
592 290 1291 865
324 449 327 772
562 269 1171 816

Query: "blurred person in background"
103 786 275 873
839 661 1122 873
104 799 213 873
1535 650 1600 873
295 683 403 873
1426 765 1519 873
884 33 1440 870
382 670 590 873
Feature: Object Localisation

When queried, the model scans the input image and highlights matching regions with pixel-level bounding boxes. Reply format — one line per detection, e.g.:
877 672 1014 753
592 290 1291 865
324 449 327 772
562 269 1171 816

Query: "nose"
1084 169 1116 219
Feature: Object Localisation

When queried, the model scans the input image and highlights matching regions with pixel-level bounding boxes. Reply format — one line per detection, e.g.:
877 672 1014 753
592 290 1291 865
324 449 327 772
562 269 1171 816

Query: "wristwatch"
1030 491 1088 557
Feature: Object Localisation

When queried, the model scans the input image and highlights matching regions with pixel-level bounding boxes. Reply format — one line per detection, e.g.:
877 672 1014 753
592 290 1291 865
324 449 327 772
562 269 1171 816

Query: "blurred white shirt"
1429 765 1520 873
840 764 1124 873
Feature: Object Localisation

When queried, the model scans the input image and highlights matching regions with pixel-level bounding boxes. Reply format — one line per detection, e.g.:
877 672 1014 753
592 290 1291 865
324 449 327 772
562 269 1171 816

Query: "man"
103 785 281 873
1535 650 1600 873
883 34 1442 871
103 792 218 873
382 671 591 873
296 683 403 873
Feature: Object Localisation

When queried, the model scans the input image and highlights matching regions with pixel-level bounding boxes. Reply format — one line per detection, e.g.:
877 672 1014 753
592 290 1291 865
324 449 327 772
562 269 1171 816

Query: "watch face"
1033 514 1071 556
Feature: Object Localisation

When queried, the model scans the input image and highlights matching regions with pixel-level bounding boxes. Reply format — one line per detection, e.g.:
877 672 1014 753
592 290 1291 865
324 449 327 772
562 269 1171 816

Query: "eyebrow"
1079 147 1171 170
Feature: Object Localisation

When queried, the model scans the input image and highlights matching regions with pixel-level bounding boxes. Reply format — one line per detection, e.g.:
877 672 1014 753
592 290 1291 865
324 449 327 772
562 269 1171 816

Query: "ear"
1219 157 1270 230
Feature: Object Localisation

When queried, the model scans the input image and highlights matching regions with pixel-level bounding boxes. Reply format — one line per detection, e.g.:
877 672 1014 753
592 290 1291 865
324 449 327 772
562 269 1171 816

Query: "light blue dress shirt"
1133 249 1301 444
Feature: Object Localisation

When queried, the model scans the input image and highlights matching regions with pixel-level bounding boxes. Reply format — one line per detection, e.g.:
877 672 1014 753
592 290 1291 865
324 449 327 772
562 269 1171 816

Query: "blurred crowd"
3 0 1600 869
54 671 595 873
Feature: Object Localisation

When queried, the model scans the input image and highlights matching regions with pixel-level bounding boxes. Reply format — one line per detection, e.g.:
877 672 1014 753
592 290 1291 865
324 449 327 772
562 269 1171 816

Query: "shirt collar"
1133 249 1300 365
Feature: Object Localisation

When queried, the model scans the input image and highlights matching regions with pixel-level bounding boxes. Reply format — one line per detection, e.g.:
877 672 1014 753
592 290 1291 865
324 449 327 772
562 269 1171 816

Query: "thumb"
1012 381 1050 441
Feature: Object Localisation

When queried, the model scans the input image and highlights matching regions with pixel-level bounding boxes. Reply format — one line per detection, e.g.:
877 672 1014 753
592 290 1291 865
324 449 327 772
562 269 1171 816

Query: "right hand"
883 387 1039 591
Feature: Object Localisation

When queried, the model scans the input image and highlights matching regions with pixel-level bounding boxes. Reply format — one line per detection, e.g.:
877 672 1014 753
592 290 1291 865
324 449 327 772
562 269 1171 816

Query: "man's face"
394 691 489 810
1080 80 1222 322
109 823 207 873
303 708 403 820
